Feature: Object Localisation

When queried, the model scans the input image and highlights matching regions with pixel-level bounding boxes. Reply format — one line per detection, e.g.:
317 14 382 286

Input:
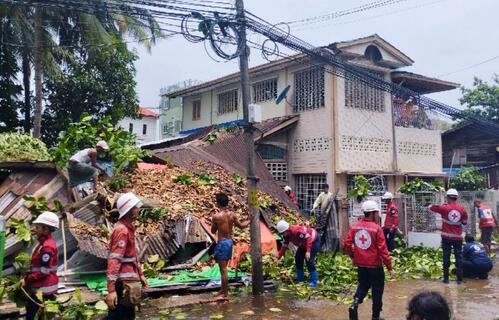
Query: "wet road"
142 266 499 320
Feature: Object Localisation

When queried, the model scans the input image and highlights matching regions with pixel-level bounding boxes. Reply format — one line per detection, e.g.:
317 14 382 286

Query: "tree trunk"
22 51 31 133
33 6 43 138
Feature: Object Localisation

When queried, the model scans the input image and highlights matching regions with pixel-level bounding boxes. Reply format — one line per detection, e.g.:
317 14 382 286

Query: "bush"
449 166 486 191
49 114 149 174
0 133 49 161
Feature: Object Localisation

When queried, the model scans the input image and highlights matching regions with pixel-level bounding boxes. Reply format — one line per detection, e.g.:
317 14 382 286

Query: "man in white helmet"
67 140 109 197
381 192 399 251
283 186 298 206
344 200 394 320
20 211 59 320
428 188 468 284
106 192 147 319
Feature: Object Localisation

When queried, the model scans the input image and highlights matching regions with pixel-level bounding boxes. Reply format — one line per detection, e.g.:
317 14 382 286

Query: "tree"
449 166 487 191
460 75 499 124
0 18 22 132
41 42 138 146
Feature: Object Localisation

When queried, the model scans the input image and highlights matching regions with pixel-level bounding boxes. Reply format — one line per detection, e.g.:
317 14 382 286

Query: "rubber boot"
296 269 305 282
456 269 464 284
442 269 449 284
308 270 318 287
348 298 360 320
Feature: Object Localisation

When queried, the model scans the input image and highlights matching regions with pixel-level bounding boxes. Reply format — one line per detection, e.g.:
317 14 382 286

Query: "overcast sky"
131 0 499 113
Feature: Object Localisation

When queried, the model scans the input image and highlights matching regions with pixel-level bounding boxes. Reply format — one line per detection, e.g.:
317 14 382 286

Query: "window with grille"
347 174 387 196
256 144 286 160
252 78 277 103
295 174 327 210
162 124 169 134
345 69 385 112
265 162 288 181
192 100 201 121
294 66 325 112
217 89 238 114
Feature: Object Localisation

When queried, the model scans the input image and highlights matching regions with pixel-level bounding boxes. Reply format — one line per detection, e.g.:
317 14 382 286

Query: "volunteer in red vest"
474 199 497 254
276 220 320 287
20 211 59 320
284 185 298 206
344 200 394 320
428 188 467 284
106 192 147 320
381 192 398 251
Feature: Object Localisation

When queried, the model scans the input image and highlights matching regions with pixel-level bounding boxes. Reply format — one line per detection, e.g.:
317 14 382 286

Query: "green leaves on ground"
172 174 193 185
139 207 168 223
196 172 217 186
0 133 49 161
49 114 149 175
142 254 167 278
232 174 244 185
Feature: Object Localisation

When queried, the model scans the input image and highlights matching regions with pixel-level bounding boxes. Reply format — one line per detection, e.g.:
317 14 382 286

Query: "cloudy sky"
131 0 499 112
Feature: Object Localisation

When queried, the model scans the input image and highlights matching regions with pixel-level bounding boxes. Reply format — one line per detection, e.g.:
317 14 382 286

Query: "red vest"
383 202 399 230
343 218 392 270
277 225 318 259
107 220 142 293
429 201 468 240
26 234 59 296
478 205 496 229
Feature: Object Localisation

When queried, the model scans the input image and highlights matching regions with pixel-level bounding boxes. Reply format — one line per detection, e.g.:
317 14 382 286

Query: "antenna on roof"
276 85 291 105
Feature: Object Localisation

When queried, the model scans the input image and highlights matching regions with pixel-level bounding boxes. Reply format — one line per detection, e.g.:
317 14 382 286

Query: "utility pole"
33 6 43 138
235 0 264 296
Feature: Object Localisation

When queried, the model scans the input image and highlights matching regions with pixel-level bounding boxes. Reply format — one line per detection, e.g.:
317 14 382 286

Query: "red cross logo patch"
448 210 461 223
354 229 372 250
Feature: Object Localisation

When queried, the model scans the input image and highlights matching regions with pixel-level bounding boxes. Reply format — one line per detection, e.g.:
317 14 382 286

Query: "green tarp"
79 265 243 293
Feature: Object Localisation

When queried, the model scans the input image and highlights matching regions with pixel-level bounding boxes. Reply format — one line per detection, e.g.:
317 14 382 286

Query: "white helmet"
361 200 379 213
96 140 109 150
381 192 393 200
117 192 143 219
446 188 458 197
284 186 292 192
32 211 60 229
276 220 290 233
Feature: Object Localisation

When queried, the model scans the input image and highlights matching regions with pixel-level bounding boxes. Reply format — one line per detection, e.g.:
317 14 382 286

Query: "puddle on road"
140 271 499 320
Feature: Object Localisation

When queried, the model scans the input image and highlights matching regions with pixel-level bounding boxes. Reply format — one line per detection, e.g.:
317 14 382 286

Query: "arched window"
365 45 382 63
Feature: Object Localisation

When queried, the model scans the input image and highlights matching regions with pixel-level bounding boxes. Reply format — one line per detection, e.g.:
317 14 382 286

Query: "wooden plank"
0 161 56 170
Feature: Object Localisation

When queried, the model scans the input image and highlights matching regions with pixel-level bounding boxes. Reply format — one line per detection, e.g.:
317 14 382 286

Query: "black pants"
295 235 321 272
463 260 493 279
383 229 396 251
442 239 462 279
354 267 385 318
26 293 55 320
107 282 136 320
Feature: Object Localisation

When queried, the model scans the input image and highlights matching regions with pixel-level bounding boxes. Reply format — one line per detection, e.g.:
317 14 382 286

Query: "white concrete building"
118 107 161 145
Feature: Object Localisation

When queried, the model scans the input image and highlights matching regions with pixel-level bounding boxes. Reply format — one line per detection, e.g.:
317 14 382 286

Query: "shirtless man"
211 193 250 298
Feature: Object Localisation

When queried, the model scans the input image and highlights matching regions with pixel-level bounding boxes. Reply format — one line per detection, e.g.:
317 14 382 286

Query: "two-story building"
166 34 459 209
118 107 161 145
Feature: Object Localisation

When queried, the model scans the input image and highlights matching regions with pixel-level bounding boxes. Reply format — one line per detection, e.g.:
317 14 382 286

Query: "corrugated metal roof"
67 214 109 260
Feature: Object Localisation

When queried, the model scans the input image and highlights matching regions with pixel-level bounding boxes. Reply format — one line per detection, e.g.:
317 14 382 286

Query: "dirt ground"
141 258 499 320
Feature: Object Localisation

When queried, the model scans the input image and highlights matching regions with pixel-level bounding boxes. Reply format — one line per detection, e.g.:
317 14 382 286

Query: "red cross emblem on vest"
448 210 461 223
354 229 372 250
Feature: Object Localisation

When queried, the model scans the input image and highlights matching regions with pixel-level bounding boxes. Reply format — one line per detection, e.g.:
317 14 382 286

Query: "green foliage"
449 166 487 191
14 252 31 274
196 172 217 186
347 175 371 202
172 173 193 185
60 289 108 319
49 114 149 174
106 177 129 192
0 133 49 161
8 218 32 245
391 245 445 280
399 178 444 194
23 195 50 220
139 207 167 223
232 173 244 185
207 133 217 144
142 255 167 278
460 75 499 124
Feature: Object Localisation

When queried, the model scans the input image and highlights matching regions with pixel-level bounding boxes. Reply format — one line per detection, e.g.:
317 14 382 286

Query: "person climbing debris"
311 184 333 216
20 211 60 320
474 199 497 254
211 193 250 298
284 185 298 206
106 192 147 320
343 200 394 320
462 234 493 279
381 192 399 251
428 188 467 284
276 220 320 287
67 140 109 197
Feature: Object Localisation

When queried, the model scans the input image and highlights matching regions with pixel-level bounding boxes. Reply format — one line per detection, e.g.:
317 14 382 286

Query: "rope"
20 286 45 308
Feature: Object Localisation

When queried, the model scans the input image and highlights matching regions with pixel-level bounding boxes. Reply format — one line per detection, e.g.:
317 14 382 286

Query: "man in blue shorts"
211 193 250 298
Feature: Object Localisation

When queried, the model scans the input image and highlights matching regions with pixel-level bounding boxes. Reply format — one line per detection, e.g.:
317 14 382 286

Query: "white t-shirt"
70 148 92 164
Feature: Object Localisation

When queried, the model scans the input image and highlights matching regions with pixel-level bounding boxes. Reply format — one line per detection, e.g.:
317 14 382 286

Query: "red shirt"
277 225 318 259
343 218 392 270
287 192 298 206
429 201 468 241
477 205 496 229
383 201 399 230
26 234 59 296
107 220 143 293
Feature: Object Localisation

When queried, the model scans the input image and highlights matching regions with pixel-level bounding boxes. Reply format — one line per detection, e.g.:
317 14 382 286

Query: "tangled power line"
1 0 498 135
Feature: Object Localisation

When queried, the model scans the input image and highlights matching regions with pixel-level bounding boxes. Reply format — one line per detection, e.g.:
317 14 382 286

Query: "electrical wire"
437 55 499 77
